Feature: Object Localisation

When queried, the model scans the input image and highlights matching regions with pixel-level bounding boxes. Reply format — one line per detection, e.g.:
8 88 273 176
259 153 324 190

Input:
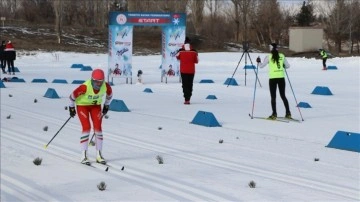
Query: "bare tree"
253 0 283 45
347 0 360 53
321 0 349 53
127 0 187 13
204 0 222 38
53 0 62 43
228 0 241 42
352 0 360 53
228 0 256 42
188 0 205 36
202 0 231 48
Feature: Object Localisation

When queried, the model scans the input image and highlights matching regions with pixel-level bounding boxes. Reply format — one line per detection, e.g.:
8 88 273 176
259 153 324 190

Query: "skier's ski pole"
89 132 96 146
284 68 304 121
44 116 72 149
250 57 260 118
247 55 262 88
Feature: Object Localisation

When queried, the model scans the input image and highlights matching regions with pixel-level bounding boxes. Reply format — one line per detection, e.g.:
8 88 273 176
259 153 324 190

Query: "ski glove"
69 107 76 117
256 57 261 63
102 105 109 115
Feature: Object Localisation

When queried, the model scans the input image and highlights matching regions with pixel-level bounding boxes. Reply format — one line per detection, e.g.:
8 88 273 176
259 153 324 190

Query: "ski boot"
267 114 277 120
81 150 90 165
96 150 106 165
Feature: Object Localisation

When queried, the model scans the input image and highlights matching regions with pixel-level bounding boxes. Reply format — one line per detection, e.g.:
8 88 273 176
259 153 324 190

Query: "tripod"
228 49 262 87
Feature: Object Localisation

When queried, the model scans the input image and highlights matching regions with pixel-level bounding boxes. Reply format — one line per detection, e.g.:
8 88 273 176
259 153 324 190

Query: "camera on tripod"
227 40 262 87
242 41 250 52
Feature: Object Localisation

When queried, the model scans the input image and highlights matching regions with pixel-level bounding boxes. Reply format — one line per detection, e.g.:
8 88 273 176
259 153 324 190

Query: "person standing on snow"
319 48 328 70
0 41 6 74
69 69 113 165
176 37 198 105
4 40 16 75
257 43 291 120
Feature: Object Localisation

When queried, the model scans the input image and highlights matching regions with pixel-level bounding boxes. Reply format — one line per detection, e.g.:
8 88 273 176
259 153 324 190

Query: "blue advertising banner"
161 26 186 78
108 12 186 84
108 25 133 80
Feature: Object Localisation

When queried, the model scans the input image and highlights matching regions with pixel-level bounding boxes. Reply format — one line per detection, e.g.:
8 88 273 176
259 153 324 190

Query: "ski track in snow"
2 106 235 201
2 104 359 201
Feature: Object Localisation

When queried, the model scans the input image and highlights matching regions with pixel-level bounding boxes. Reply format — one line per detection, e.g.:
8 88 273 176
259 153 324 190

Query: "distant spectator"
4 40 16 75
0 41 6 74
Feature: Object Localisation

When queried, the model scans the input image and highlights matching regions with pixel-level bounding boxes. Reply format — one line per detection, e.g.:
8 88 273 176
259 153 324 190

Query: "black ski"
82 162 96 168
277 117 302 123
81 161 110 171
249 114 289 123
82 161 124 172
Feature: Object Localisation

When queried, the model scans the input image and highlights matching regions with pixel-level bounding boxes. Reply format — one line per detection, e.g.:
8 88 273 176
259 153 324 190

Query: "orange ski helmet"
91 69 105 90
92 69 105 81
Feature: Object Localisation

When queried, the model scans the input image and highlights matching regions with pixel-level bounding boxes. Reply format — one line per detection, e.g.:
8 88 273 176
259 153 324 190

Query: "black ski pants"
0 59 5 72
269 78 290 116
181 73 194 101
322 58 327 68
7 60 15 73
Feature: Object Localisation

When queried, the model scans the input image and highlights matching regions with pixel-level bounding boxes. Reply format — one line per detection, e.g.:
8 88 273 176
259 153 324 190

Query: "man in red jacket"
176 37 198 104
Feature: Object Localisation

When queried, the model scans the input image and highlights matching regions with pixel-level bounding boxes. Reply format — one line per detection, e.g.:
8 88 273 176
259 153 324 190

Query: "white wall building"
289 27 323 52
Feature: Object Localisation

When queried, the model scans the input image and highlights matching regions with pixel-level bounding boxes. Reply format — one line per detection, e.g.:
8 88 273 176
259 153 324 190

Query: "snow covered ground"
1 51 359 201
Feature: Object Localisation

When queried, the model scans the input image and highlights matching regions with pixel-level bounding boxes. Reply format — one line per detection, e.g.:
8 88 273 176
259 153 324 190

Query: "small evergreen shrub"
97 181 107 191
248 180 256 188
9 94 13 97
6 115 11 119
33 157 42 166
156 155 164 164
43 126 48 131
34 99 38 103
219 139 224 144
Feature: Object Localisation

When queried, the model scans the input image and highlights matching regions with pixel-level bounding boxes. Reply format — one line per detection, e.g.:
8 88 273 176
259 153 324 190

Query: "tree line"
1 0 359 54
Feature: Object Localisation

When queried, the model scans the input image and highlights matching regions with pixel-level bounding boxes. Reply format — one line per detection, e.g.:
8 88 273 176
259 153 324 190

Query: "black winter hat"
184 37 191 44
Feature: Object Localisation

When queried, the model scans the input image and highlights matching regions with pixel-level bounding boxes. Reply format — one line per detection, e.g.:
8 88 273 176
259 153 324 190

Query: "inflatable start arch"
108 12 186 84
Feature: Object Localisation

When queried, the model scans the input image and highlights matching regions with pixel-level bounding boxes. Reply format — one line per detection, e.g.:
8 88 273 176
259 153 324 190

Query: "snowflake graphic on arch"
172 18 180 25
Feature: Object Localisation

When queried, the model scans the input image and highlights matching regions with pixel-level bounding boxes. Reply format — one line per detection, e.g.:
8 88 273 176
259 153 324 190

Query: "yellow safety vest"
320 50 328 58
268 53 285 79
75 79 106 106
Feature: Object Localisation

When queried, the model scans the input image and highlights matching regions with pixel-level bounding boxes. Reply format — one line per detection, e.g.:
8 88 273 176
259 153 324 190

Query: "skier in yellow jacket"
257 43 291 120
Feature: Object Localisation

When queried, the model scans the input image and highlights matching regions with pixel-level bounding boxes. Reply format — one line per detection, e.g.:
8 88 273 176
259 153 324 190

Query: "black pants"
0 59 5 72
269 78 290 115
322 58 327 68
181 73 194 101
7 60 15 73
